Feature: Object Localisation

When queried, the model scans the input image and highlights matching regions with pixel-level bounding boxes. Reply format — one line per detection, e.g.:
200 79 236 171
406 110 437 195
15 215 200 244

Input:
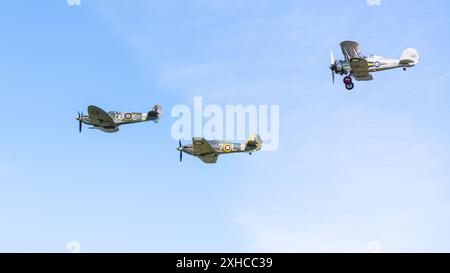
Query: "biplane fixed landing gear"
343 76 354 90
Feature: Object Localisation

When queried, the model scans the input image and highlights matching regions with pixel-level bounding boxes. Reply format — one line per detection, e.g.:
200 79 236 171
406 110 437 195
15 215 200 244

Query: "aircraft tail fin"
245 134 263 151
400 48 419 66
147 104 162 122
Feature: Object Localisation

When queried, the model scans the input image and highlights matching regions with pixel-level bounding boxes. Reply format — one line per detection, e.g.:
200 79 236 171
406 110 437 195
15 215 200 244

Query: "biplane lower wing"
350 58 373 81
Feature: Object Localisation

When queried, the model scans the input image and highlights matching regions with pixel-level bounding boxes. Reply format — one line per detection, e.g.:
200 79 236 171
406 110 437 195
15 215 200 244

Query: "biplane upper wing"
340 41 373 81
198 154 219 164
340 41 362 62
87 105 115 127
192 137 217 155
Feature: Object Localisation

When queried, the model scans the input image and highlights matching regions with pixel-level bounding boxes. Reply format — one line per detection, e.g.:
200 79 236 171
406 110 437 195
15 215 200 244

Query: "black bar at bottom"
0 253 447 272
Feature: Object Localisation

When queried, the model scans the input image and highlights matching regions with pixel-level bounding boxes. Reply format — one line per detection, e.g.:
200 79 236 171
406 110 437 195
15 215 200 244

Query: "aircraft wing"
198 154 219 164
340 41 373 81
192 137 217 155
349 58 373 81
340 41 363 62
87 105 115 127
399 59 415 65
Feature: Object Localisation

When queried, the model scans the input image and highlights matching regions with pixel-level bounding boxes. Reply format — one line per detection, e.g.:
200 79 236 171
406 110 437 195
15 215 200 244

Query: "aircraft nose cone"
177 147 182 152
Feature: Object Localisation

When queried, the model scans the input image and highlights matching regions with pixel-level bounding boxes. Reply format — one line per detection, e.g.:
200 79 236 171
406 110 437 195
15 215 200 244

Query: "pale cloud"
233 104 450 252
367 241 382 253
367 0 382 6
93 1 322 102
66 241 81 253
66 0 81 6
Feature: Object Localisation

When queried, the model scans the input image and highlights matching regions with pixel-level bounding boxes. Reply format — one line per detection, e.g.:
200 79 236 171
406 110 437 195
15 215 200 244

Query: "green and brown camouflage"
76 104 162 133
177 135 263 164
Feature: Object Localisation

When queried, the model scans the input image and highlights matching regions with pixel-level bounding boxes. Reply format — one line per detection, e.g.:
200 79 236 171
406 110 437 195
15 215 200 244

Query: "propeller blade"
330 50 334 66
330 50 336 84
78 112 83 133
178 140 182 162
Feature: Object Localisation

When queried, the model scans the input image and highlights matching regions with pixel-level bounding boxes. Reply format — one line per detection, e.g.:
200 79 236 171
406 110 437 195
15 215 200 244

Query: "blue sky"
0 0 449 252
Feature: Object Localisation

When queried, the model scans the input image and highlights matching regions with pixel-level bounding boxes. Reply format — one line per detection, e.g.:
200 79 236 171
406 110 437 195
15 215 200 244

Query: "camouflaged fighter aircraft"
329 41 419 90
75 104 162 133
177 135 263 164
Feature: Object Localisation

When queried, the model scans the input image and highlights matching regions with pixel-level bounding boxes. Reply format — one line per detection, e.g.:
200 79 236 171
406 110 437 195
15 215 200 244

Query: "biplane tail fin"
245 134 263 151
147 104 162 122
400 48 419 66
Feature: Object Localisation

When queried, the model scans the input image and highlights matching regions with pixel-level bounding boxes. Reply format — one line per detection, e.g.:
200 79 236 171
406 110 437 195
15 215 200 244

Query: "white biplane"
330 41 419 90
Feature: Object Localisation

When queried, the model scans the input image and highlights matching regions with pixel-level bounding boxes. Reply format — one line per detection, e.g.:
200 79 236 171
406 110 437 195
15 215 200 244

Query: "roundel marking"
374 61 381 68
124 113 132 120
223 144 233 152
90 110 99 115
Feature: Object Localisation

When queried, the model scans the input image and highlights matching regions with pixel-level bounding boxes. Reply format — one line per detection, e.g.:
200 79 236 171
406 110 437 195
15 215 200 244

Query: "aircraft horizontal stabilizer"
147 104 162 122
400 48 419 66
245 134 263 151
